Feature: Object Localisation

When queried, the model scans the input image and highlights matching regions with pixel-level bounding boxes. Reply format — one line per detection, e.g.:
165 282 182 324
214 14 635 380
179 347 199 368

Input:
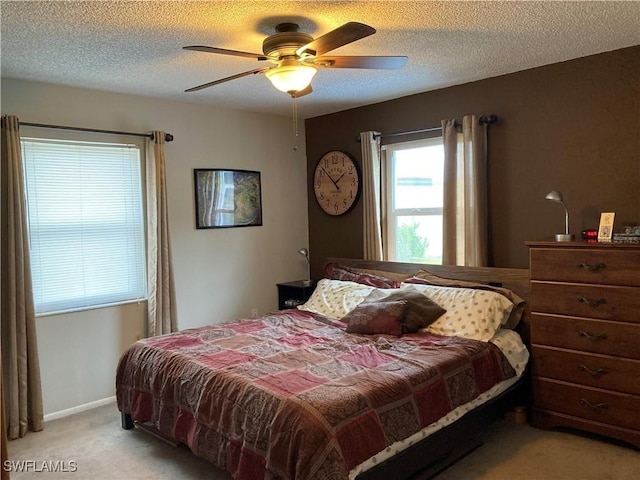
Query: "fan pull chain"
292 95 299 151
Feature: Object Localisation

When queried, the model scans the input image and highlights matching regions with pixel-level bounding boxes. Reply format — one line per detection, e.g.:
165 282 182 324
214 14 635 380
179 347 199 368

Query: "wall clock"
313 150 361 216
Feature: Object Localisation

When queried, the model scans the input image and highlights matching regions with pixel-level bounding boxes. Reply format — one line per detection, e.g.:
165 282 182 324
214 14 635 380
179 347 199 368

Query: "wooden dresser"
526 240 640 448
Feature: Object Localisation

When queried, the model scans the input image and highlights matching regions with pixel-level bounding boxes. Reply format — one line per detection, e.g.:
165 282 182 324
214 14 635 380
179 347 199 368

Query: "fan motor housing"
262 23 313 58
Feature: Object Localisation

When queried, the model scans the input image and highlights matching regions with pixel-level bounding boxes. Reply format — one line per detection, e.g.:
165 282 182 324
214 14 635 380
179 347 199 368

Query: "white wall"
1 78 310 416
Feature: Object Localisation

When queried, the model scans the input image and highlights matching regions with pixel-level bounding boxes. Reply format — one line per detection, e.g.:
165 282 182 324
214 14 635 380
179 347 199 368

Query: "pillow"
360 287 446 333
343 300 406 336
401 282 514 342
323 262 401 288
346 267 411 284
297 278 376 318
405 269 525 329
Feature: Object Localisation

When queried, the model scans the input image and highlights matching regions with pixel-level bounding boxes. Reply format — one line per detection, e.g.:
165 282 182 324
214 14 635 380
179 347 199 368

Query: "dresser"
526 241 640 448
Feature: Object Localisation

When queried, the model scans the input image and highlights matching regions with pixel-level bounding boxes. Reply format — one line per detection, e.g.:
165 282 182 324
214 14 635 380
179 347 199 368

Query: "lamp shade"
266 60 316 94
545 190 564 203
297 248 309 262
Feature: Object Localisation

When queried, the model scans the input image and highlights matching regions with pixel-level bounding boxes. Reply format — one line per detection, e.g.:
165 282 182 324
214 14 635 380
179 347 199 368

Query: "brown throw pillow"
361 288 447 333
343 300 406 336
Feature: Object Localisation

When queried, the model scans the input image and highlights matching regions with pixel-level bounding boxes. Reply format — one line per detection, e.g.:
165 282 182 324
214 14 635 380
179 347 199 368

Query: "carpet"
6 402 639 479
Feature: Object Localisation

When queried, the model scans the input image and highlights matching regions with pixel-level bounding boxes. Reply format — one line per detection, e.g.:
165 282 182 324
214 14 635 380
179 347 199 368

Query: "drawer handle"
578 330 607 341
578 296 607 307
577 262 606 272
580 398 608 411
578 364 607 377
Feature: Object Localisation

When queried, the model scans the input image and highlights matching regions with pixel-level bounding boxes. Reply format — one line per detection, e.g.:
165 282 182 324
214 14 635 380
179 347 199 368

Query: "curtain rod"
17 121 174 142
356 114 498 142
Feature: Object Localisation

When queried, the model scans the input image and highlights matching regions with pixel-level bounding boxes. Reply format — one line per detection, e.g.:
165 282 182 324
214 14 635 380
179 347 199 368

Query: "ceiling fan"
183 21 408 97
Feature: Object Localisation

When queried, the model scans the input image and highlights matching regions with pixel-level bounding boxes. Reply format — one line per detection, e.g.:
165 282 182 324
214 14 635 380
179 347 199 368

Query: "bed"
117 258 531 479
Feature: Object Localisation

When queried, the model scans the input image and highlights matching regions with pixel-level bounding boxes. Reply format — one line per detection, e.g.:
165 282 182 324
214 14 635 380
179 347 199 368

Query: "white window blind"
21 137 146 315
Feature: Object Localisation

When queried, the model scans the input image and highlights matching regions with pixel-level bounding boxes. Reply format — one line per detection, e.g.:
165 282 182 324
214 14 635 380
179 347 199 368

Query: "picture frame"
597 211 615 243
194 169 262 229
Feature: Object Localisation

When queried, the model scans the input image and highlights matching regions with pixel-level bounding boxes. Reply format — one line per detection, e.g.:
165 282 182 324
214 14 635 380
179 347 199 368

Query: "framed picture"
194 169 262 229
597 212 615 242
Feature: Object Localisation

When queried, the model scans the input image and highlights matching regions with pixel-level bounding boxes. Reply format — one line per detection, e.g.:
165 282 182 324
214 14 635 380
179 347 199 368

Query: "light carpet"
6 402 639 479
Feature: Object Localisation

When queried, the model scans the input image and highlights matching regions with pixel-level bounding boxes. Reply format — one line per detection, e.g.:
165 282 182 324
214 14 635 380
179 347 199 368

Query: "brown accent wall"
304 46 639 275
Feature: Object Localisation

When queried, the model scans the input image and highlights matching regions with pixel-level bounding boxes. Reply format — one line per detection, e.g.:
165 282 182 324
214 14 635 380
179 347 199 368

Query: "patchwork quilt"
116 309 515 479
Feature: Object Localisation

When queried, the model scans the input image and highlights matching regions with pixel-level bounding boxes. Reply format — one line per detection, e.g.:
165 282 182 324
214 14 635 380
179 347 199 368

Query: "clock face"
313 151 361 216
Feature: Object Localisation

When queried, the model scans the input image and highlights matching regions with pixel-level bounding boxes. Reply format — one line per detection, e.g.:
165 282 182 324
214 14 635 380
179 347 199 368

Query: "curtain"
146 131 178 336
442 115 488 266
1 116 44 440
1 358 9 480
360 131 383 260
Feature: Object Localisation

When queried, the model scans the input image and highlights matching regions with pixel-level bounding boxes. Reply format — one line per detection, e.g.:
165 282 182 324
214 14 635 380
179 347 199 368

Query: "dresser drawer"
530 247 640 286
532 377 640 431
531 346 640 395
530 314 640 359
530 282 640 323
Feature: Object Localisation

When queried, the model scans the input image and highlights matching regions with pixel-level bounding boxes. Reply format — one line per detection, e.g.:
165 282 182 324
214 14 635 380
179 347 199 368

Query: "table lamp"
545 190 574 241
297 248 312 285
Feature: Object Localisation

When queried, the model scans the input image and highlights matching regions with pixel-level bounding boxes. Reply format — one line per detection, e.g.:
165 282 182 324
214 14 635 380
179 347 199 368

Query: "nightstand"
526 240 640 448
277 280 316 310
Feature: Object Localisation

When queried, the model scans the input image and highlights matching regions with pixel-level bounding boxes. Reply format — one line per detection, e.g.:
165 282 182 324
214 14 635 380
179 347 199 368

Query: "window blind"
21 138 146 314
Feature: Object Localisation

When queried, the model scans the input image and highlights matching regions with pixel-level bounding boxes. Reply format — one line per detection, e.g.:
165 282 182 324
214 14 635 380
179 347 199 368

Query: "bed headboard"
325 257 531 342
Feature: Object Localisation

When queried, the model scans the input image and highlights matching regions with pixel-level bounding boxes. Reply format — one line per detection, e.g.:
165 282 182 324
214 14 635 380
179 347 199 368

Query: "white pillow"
297 279 376 319
401 283 514 342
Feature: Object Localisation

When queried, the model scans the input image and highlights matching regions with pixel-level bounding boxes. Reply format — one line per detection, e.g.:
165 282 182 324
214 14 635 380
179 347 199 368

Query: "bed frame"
327 258 531 480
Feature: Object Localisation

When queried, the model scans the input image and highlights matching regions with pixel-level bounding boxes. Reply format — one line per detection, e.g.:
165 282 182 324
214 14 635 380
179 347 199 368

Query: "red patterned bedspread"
116 309 515 479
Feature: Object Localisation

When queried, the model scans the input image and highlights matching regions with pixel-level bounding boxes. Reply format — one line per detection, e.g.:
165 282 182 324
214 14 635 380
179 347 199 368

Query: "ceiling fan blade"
185 67 271 92
183 45 269 61
291 85 313 98
312 55 408 69
296 22 375 57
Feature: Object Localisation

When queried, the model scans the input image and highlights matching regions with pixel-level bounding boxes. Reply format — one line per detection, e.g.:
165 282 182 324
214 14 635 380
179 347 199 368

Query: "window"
21 138 146 315
383 137 444 264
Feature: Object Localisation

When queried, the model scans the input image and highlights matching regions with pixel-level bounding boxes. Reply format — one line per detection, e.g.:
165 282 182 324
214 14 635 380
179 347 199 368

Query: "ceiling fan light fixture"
183 21 407 95
265 60 317 94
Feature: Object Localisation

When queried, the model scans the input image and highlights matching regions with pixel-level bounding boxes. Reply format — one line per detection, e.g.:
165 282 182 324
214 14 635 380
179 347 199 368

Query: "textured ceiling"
1 1 639 119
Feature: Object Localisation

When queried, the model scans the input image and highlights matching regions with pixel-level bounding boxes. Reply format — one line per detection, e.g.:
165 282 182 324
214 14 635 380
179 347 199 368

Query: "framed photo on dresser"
597 212 615 242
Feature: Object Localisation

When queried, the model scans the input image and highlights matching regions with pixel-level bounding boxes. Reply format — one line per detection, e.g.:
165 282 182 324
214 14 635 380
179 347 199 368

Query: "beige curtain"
360 131 383 260
146 131 178 336
1 358 9 480
442 115 488 266
1 116 44 440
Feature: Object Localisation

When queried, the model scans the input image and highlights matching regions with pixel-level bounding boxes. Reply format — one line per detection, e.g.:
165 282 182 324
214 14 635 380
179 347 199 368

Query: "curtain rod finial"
480 115 498 125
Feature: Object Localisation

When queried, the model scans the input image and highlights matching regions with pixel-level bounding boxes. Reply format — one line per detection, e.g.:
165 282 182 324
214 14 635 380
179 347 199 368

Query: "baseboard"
44 396 116 422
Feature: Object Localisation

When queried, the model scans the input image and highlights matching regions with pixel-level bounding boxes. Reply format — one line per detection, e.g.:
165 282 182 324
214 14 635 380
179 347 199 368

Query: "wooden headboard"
326 257 531 342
